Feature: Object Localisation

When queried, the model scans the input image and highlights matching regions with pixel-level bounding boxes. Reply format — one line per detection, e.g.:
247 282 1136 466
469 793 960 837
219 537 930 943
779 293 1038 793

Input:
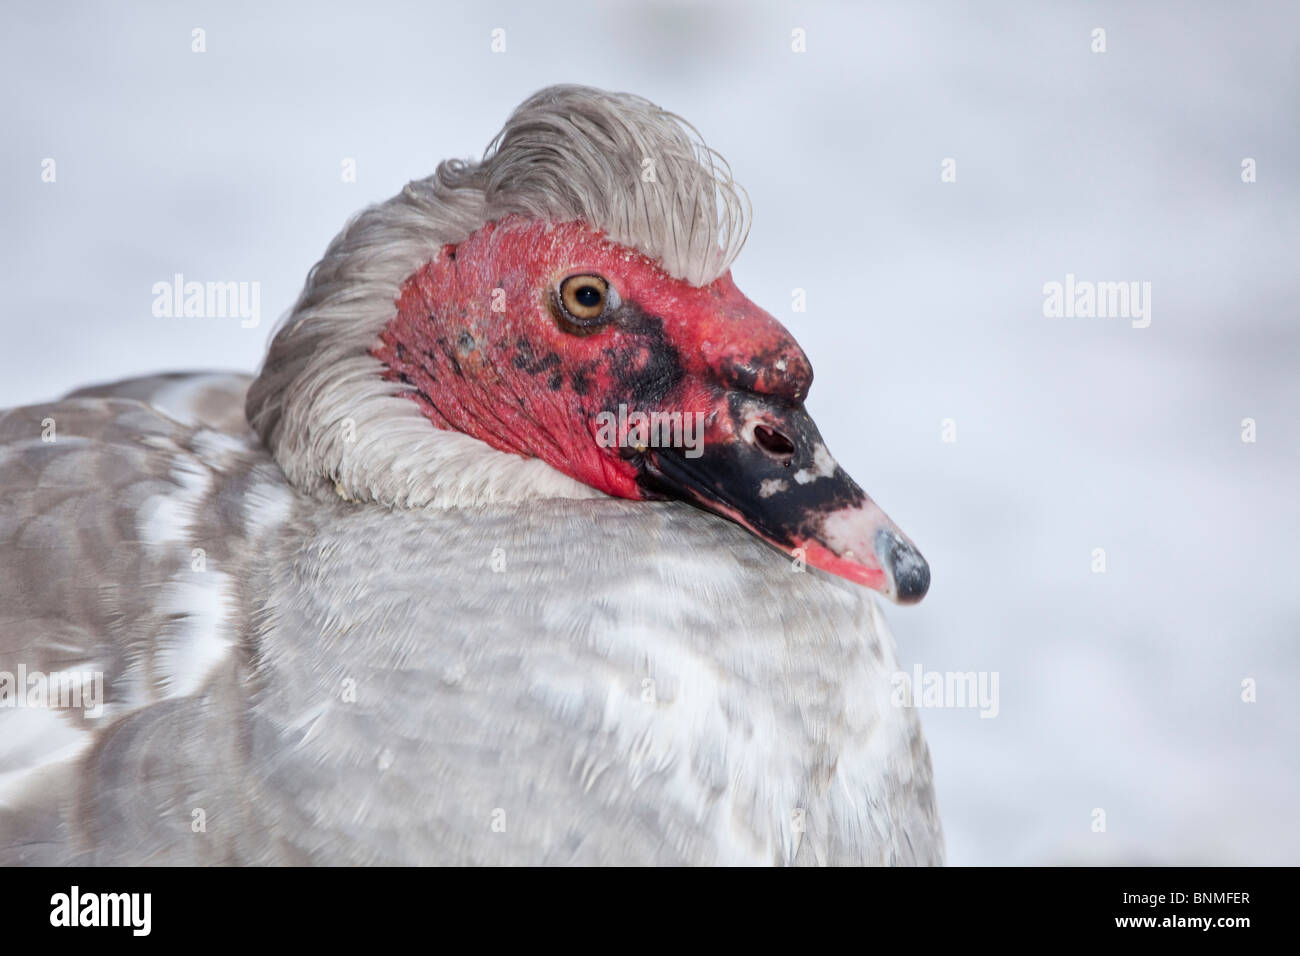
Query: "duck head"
250 85 929 603
371 216 929 603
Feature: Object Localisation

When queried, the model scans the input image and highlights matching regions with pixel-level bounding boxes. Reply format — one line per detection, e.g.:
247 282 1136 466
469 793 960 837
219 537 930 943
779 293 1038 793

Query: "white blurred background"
3 1 1297 864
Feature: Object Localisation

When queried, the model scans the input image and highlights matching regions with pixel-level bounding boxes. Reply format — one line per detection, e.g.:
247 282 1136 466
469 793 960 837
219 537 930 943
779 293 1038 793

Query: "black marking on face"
435 338 463 377
718 357 758 393
406 382 450 428
512 338 562 376
718 342 813 400
394 341 433 382
599 305 685 411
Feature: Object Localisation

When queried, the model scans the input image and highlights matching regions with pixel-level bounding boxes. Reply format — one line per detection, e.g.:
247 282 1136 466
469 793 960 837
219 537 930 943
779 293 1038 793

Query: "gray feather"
0 374 942 865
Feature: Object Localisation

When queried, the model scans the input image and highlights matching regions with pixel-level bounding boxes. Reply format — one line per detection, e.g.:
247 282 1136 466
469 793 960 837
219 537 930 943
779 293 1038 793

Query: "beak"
640 399 929 604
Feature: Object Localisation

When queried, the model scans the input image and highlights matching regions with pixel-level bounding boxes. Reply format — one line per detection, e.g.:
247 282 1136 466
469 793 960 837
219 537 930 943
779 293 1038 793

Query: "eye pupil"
556 274 613 333
556 274 613 331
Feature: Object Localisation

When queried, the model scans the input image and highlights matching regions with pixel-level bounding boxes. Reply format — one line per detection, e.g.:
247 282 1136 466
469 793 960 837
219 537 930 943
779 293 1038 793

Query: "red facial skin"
372 215 928 601
373 216 811 499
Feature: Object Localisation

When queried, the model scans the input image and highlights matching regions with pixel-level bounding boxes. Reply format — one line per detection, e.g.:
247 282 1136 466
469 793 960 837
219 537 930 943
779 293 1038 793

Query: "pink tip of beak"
801 499 930 604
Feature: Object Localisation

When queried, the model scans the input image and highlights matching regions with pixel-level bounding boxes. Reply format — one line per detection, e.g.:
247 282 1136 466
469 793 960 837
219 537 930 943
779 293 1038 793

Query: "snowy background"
3 1 1297 864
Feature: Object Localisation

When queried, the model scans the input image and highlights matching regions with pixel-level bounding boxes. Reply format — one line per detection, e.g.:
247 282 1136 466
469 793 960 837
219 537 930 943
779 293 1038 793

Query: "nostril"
752 424 795 463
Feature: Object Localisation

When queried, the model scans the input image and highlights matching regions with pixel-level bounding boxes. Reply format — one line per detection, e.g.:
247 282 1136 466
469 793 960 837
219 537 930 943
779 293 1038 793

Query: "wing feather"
0 375 292 863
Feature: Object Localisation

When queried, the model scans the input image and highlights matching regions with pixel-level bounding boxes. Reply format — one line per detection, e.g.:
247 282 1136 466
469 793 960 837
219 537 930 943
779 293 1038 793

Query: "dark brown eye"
558 274 610 323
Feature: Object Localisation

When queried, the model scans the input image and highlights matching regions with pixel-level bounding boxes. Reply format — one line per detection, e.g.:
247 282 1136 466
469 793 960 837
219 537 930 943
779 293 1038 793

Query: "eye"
555 274 616 332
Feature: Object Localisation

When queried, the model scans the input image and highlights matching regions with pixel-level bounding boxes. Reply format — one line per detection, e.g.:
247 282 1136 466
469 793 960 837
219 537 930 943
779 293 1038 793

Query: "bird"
0 85 941 865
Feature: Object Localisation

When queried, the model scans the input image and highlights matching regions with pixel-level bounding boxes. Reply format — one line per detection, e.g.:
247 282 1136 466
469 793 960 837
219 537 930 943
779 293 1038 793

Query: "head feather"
247 85 750 507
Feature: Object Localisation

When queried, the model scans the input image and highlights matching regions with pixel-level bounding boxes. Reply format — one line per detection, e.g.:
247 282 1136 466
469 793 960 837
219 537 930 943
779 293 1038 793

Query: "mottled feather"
0 374 942 864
